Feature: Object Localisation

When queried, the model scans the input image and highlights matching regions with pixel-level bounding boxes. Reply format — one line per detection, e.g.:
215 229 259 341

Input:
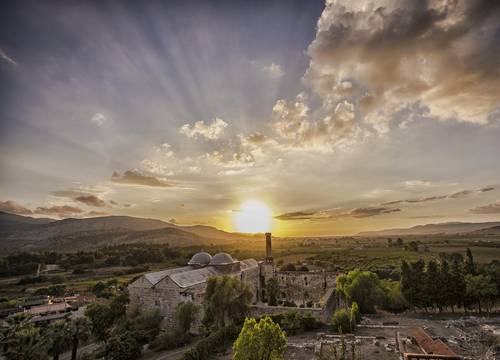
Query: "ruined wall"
273 271 337 307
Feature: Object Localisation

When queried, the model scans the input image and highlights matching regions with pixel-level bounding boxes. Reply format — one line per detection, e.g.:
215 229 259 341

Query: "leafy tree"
266 278 279 306
85 293 128 341
176 302 199 334
465 248 476 275
465 274 497 313
396 238 403 246
281 310 301 335
0 313 50 360
101 331 142 360
203 276 253 329
330 309 350 333
424 260 440 310
450 259 466 312
47 320 70 360
65 317 91 360
336 269 385 313
436 260 452 312
381 280 408 313
129 308 163 344
232 317 286 360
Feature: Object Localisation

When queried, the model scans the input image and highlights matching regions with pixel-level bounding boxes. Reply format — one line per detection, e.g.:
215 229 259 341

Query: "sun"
233 200 273 233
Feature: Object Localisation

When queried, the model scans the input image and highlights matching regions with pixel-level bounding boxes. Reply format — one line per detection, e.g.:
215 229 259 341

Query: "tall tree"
425 260 440 311
336 269 384 313
465 248 476 275
47 320 69 360
233 317 286 360
437 260 452 312
175 302 199 334
65 318 90 360
465 275 497 314
203 276 253 329
450 259 466 312
266 278 280 306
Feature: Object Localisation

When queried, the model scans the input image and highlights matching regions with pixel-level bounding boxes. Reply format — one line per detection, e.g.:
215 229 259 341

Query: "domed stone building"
128 233 339 329
128 249 260 328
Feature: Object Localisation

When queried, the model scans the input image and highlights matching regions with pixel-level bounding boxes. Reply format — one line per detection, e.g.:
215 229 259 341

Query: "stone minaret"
265 232 273 264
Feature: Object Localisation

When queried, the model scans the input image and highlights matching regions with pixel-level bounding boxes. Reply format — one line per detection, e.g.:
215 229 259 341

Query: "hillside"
0 211 54 232
0 212 250 252
470 225 500 235
358 221 500 236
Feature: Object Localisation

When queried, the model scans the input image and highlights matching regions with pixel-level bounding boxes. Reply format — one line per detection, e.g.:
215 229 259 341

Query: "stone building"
128 233 339 329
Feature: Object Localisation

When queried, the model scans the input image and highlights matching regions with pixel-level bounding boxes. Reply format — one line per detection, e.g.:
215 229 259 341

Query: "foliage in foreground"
233 317 287 360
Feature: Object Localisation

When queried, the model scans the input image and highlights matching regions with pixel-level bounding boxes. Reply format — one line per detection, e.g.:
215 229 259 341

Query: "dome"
210 252 236 266
188 252 212 267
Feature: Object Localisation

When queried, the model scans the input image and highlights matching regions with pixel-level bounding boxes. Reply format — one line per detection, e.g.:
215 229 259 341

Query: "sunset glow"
233 201 273 234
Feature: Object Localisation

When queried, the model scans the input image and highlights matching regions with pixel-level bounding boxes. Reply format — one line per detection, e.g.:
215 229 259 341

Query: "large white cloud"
303 0 500 134
179 118 228 140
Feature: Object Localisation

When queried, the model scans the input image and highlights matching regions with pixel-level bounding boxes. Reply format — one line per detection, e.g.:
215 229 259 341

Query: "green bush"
102 331 142 360
150 329 190 351
330 309 351 333
182 325 239 360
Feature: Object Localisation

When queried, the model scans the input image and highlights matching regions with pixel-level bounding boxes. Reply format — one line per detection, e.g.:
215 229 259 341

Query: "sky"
1 0 500 236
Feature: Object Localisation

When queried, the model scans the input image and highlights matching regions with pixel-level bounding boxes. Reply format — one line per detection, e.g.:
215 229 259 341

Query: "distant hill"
358 221 500 236
0 211 54 232
470 225 500 235
0 212 252 252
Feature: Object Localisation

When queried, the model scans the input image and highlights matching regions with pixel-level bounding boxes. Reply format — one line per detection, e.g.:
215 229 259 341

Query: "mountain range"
0 211 255 252
358 221 500 236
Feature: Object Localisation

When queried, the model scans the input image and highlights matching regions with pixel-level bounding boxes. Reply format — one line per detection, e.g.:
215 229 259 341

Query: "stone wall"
273 271 337 306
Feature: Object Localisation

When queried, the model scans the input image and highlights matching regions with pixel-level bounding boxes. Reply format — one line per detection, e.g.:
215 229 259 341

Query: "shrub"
102 331 142 360
330 309 350 333
281 311 301 335
182 325 239 360
150 329 190 351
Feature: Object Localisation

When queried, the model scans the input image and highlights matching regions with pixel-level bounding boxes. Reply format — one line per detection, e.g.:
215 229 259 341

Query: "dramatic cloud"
0 200 84 218
179 118 228 140
383 186 494 205
91 113 106 127
272 95 362 151
0 200 33 215
111 170 171 187
74 195 107 207
470 200 500 214
34 205 83 217
0 48 17 66
303 0 500 134
276 206 400 221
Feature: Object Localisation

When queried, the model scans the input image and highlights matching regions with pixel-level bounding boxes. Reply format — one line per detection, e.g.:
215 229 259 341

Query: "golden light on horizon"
233 200 273 233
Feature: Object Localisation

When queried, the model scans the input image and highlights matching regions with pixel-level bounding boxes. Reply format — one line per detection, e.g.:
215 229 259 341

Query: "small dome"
210 252 236 266
188 252 212 267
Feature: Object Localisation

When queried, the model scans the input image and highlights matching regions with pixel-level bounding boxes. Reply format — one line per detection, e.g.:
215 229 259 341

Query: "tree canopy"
203 276 253 329
336 269 385 313
232 317 286 360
